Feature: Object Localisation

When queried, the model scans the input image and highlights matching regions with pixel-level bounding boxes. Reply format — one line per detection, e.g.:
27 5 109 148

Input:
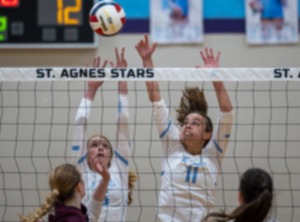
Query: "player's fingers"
200 51 206 62
205 47 209 58
96 163 103 173
97 56 101 67
115 48 120 63
152 42 158 52
144 34 149 45
93 56 100 67
102 60 108 68
121 47 125 61
209 48 214 58
216 51 221 62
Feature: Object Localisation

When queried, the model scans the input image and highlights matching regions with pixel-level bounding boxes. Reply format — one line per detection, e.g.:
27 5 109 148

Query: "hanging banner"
151 0 203 44
246 0 298 44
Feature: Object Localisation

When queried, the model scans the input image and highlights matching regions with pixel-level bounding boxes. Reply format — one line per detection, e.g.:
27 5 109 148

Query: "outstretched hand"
87 56 108 90
84 56 108 100
90 155 110 182
135 34 157 61
109 47 129 95
198 48 221 68
94 162 110 182
110 47 128 68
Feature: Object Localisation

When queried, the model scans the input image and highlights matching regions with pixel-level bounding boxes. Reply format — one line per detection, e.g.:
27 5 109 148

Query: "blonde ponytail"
19 189 59 222
19 164 81 222
128 171 138 206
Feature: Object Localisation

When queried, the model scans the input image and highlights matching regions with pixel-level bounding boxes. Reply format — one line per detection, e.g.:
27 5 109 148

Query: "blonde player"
19 162 110 222
136 35 233 221
71 48 136 222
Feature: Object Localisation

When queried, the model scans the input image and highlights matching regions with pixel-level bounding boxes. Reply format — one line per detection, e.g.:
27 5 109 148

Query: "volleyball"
89 0 126 36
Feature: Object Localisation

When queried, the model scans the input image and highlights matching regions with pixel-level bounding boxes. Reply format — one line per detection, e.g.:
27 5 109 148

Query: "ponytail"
19 189 59 222
202 168 273 222
19 163 81 222
128 170 138 206
203 189 272 222
176 86 208 125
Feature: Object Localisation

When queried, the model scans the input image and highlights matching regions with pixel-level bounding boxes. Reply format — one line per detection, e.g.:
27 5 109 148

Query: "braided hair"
19 164 82 222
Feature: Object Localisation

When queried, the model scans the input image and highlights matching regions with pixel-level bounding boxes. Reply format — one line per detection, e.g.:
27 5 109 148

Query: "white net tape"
0 67 300 81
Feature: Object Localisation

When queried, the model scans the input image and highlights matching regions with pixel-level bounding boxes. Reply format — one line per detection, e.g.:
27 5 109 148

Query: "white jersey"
153 99 233 222
71 96 130 222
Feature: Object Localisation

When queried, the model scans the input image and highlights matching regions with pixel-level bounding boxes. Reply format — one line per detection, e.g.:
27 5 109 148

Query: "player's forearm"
93 179 109 202
84 88 97 101
146 81 161 102
86 199 102 222
143 57 154 68
213 81 232 112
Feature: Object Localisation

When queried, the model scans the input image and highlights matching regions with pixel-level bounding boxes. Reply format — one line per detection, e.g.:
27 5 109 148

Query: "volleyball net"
0 68 299 222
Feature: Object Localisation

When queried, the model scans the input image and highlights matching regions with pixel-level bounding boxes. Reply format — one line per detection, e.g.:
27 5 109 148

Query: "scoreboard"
0 0 97 48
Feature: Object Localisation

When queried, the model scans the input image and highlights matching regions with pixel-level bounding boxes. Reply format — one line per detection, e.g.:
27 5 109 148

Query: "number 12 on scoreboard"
57 0 81 25
0 0 19 7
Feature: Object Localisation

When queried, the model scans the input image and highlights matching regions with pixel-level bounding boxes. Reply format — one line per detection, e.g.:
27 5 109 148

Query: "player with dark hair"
202 168 276 222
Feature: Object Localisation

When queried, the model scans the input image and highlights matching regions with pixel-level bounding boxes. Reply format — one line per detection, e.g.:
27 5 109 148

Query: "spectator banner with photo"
151 0 203 44
246 0 298 44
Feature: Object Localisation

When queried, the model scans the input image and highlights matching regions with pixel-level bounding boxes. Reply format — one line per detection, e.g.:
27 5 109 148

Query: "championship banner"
150 0 203 44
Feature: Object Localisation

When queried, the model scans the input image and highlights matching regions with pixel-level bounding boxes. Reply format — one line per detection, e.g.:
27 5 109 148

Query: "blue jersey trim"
159 120 172 139
213 139 223 153
192 167 199 184
118 99 122 113
72 145 80 151
78 153 87 165
185 166 192 183
114 150 129 166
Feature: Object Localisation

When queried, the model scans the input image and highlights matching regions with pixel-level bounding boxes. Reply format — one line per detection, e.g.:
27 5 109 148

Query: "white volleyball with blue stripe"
89 0 126 36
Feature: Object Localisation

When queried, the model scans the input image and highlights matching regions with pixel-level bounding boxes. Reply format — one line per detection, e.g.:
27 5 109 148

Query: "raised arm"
86 157 111 222
199 48 232 113
110 47 128 96
71 57 107 165
199 48 233 160
135 34 160 102
90 157 110 202
109 48 132 165
84 57 107 101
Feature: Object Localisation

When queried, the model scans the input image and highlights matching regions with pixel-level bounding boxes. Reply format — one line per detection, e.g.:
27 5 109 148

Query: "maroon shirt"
48 202 89 222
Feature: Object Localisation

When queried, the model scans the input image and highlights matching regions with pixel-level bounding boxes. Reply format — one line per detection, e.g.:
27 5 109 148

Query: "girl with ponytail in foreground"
19 160 110 222
202 168 277 222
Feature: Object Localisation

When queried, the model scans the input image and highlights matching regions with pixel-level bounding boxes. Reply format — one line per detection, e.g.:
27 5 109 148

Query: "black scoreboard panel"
0 0 97 48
